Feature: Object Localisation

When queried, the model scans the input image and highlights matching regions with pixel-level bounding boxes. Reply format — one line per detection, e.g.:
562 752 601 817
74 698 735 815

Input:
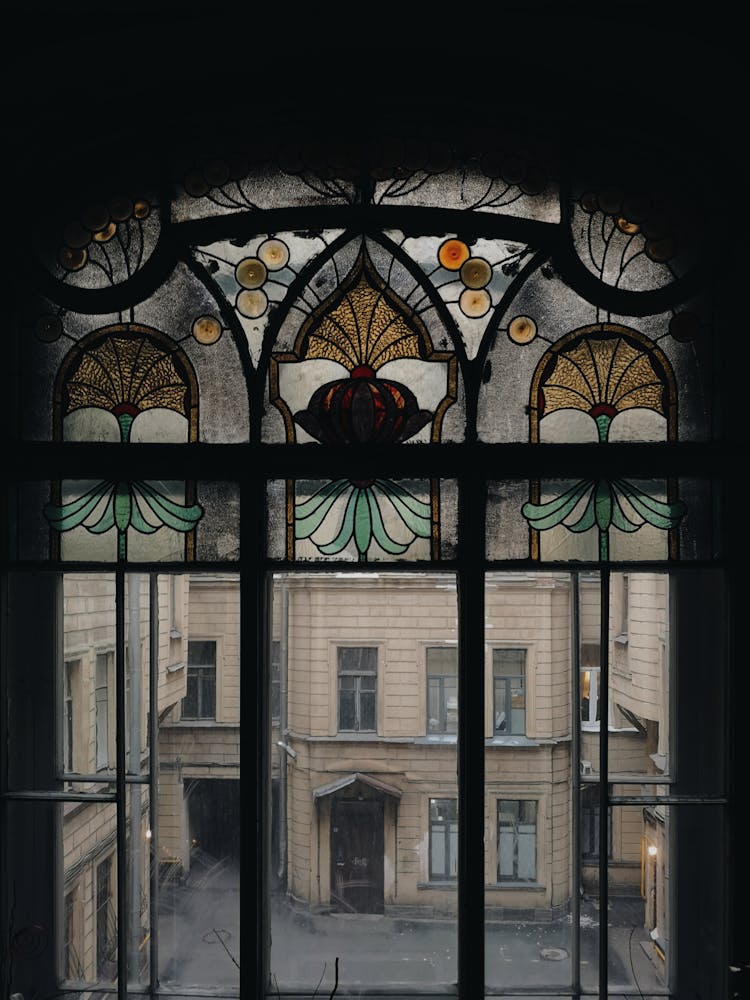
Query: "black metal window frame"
0 108 738 1000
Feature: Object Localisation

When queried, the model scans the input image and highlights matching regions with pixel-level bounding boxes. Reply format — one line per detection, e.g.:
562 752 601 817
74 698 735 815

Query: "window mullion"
245 475 267 997
598 569 611 996
148 573 159 992
114 568 127 999
457 475 486 998
571 573 582 992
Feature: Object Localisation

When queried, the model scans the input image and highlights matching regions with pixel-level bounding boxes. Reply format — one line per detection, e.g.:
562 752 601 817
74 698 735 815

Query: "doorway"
330 798 384 914
185 778 240 866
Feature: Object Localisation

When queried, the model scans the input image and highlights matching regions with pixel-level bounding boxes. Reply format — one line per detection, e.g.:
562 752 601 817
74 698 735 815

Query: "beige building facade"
57 568 670 983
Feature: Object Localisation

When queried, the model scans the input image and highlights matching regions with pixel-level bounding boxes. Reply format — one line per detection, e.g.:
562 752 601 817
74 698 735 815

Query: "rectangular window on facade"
580 642 601 724
168 574 183 637
492 649 526 735
95 652 113 771
63 660 75 774
429 798 458 881
426 646 457 735
337 646 377 732
182 640 217 720
270 639 280 721
497 799 537 882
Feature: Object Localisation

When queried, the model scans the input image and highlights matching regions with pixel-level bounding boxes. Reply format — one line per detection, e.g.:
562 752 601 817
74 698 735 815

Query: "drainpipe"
277 582 289 886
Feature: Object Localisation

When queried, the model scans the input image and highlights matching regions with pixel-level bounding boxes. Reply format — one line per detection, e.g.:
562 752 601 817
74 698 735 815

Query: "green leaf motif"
44 480 204 555
296 478 432 561
521 478 686 561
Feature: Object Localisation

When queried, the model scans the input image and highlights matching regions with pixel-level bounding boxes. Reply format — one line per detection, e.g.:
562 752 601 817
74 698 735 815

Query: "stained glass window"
2 28 737 1000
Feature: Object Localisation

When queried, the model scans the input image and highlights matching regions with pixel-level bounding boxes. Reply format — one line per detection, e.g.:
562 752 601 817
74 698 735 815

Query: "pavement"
157 856 664 995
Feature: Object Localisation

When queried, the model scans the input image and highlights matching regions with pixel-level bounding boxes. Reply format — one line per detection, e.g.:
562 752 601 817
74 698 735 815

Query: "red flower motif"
294 365 432 445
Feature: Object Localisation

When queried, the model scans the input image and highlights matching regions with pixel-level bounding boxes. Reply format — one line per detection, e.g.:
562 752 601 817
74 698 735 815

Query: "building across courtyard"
57 568 670 989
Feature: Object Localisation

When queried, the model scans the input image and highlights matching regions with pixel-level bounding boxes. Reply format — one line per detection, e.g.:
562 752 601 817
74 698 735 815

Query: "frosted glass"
172 162 355 222
375 163 560 222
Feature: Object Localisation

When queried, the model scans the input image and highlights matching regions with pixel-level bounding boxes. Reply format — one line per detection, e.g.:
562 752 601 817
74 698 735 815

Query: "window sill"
488 881 545 891
417 880 546 892
171 719 238 727
485 735 539 747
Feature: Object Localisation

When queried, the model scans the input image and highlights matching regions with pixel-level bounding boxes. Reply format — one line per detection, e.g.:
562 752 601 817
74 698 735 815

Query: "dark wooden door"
330 799 384 913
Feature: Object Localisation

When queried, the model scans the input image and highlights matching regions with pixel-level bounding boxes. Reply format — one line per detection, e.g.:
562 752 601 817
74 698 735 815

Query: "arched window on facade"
1 52 737 1000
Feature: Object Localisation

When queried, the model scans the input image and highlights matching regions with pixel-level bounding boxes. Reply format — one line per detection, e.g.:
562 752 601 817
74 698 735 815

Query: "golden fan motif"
65 334 188 416
541 336 665 417
299 245 427 370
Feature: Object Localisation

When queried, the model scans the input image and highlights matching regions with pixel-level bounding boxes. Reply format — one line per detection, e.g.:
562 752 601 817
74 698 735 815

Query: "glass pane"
373 152 560 222
486 478 716 561
20 287 251 443
267 478 458 562
485 572 573 991
264 235 463 446
157 572 240 991
192 232 342 368
478 290 711 444
6 573 117 791
61 802 120 987
577 572 675 784
270 572 458 992
570 186 700 289
33 192 160 288
390 232 539 361
610 573 671 780
581 807 672 994
172 158 356 221
11 480 240 562
124 573 151 777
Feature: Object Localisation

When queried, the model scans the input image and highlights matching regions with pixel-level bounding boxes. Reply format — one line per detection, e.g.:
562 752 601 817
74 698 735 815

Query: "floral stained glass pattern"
294 479 436 561
192 231 344 367
55 326 198 442
45 325 204 561
44 480 203 562
270 242 457 561
523 325 685 560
